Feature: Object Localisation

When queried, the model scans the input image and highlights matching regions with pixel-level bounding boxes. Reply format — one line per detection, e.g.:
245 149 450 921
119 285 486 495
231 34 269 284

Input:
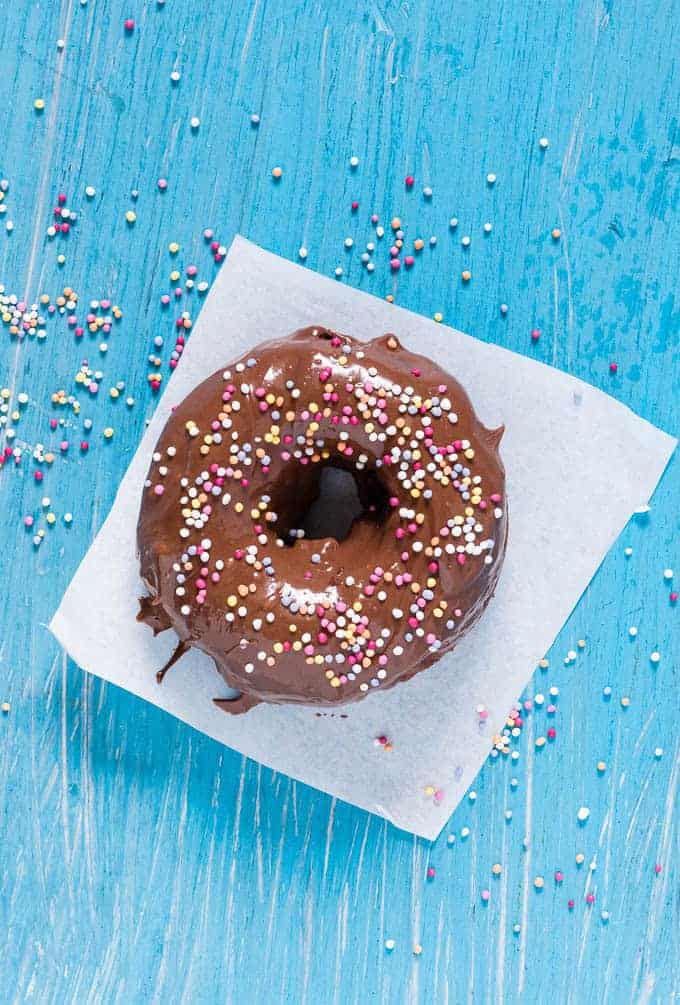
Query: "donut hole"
276 463 390 545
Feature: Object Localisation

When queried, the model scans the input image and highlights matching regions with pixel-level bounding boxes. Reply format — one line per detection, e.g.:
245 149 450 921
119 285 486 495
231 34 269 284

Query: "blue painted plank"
0 0 677 1002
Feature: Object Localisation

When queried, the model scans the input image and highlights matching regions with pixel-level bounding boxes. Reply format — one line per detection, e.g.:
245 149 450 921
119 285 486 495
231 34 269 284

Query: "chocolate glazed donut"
137 326 507 714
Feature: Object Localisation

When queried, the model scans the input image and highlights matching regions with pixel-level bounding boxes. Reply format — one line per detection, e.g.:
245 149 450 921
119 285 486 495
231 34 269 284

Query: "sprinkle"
500 303 508 315
461 270 471 283
85 186 96 198
124 17 135 31
531 328 540 342
34 98 45 112
539 137 549 149
349 156 359 168
533 876 544 889
125 210 137 224
413 943 423 955
663 568 673 580
384 939 395 951
577 806 590 823
628 626 638 638
426 866 435 879
298 247 308 260
654 863 662 874
480 889 490 902
597 761 606 773
491 863 502 876
575 852 585 865
650 651 660 664
624 547 633 556
551 228 561 240
250 113 260 125
271 166 283 179
190 116 200 129
1 702 10 714
433 312 443 323
486 173 497 185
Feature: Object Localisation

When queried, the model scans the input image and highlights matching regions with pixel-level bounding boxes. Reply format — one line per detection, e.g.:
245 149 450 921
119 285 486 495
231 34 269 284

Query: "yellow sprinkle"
125 210 137 224
433 312 443 323
575 852 585 865
1 702 10 714
461 270 472 282
168 242 180 254
577 639 586 648
538 658 549 669
424 785 434 797
170 270 180 282
535 736 546 748
597 761 606 773
103 427 114 439
34 98 45 111
46 512 56 525
271 166 283 179
620 696 631 708
533 876 544 889
492 863 502 876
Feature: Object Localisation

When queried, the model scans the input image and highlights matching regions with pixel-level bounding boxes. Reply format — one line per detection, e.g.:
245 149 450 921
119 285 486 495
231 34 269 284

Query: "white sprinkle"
298 246 308 260
486 173 497 185
650 651 661 664
577 806 590 823
663 568 673 580
539 137 549 149
349 155 359 168
190 116 200 129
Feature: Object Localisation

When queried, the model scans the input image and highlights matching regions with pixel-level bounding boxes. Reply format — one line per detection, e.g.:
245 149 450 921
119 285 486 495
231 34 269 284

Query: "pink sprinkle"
568 899 575 910
351 201 359 211
23 515 34 527
157 178 168 191
670 592 678 603
609 362 618 373
124 18 135 31
654 863 662 874
586 893 595 904
531 328 541 342
426 867 435 879
547 727 556 739
154 485 164 496
554 871 563 883
404 255 415 267
481 889 490 902
405 175 414 188
390 259 401 271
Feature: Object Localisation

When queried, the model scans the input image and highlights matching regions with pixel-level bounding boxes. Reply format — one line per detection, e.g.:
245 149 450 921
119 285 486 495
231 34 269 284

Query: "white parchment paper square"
50 236 676 839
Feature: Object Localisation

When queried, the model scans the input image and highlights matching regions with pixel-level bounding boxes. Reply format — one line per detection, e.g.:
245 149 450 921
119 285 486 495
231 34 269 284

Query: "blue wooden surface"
0 1 678 1002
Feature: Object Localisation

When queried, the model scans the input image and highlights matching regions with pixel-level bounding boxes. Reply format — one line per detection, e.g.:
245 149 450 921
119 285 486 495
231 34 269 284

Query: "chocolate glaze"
137 326 507 713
